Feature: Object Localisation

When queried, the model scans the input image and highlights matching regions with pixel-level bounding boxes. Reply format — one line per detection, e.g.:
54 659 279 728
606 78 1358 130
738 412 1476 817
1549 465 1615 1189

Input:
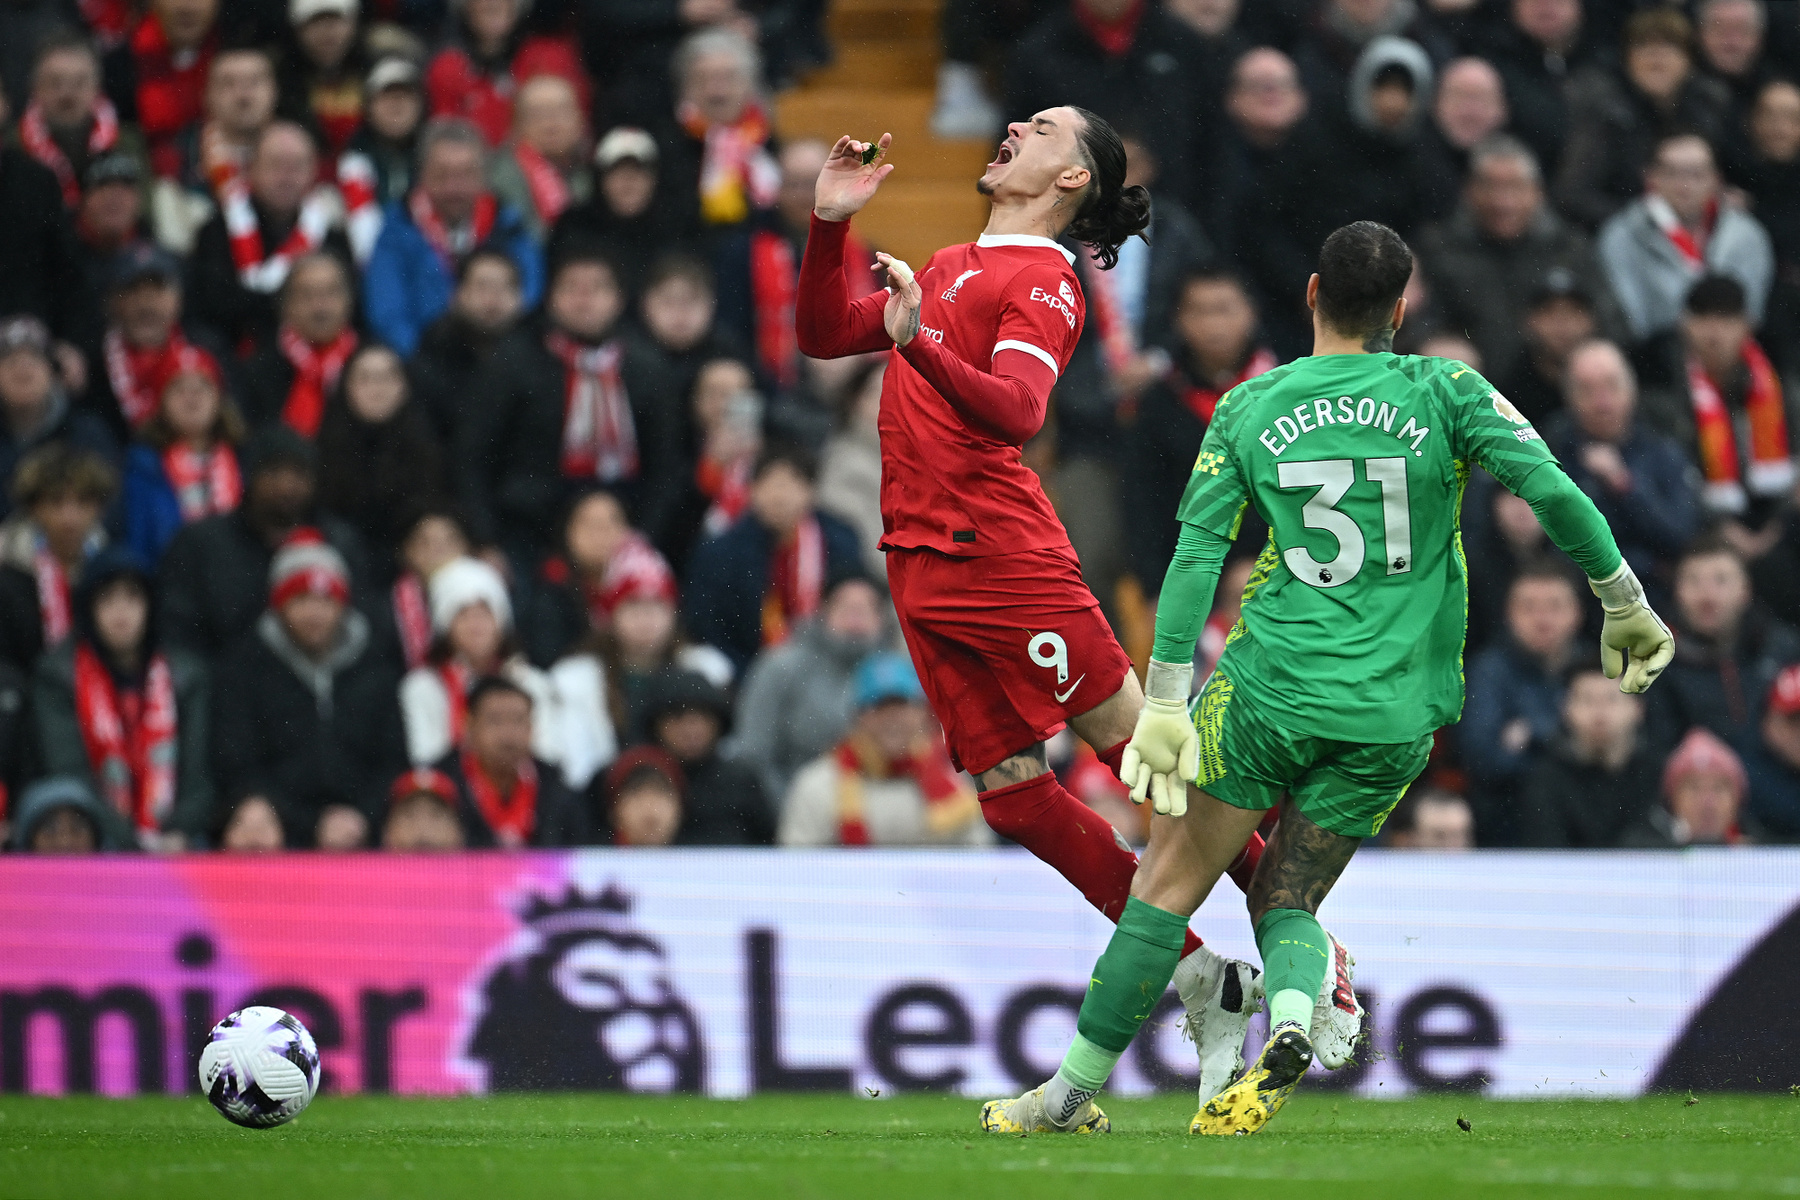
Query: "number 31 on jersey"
1277 457 1412 589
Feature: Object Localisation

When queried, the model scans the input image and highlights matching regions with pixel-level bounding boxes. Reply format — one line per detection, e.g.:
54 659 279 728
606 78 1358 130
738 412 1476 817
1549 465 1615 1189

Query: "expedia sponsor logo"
1031 285 1077 329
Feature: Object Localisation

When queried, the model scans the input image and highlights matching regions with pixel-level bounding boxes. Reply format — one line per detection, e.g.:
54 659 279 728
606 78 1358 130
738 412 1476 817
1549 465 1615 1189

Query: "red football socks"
979 772 1205 958
1097 738 1267 895
1097 738 1127 780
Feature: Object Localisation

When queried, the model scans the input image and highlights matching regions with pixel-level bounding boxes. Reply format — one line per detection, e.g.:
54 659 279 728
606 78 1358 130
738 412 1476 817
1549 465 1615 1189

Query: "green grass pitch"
3 1092 1798 1199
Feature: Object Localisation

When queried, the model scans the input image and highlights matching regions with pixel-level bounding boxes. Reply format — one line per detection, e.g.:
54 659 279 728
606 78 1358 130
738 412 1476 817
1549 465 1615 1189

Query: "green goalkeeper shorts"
1187 667 1432 838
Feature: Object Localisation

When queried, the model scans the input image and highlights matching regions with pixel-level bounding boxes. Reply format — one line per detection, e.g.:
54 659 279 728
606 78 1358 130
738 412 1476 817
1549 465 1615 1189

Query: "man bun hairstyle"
1315 221 1414 339
1067 107 1151 271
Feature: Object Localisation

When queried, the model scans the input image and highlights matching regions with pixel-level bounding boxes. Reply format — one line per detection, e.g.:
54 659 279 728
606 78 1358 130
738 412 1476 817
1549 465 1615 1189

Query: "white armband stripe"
993 339 1059 378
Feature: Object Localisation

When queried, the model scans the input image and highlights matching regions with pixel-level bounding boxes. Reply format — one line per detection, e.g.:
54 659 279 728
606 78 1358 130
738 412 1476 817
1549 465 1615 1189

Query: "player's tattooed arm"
1246 804 1360 921
877 252 923 346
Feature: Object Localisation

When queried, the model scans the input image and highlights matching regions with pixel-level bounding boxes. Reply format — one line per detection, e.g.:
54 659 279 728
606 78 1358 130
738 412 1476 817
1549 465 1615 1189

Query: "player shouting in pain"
982 221 1675 1136
797 107 1362 1123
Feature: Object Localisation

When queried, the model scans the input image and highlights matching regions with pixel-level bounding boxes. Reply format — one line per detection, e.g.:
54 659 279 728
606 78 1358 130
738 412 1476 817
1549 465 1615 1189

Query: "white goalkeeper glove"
1121 660 1198 817
1590 560 1675 694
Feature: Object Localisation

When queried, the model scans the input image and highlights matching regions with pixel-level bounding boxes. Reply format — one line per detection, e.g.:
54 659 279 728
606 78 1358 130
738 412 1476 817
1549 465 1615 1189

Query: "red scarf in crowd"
679 101 779 226
277 327 358 437
222 179 334 293
130 15 213 175
35 544 72 646
512 140 572 227
104 328 189 429
751 227 875 390
833 732 975 845
392 573 433 669
1073 0 1145 56
409 189 497 274
309 77 363 159
461 747 538 848
162 443 241 521
546 331 637 481
761 515 824 646
750 230 799 388
19 99 120 207
438 660 475 748
337 151 382 265
1689 337 1794 512
1180 347 1279 424
1646 194 1718 268
73 644 177 839
697 454 753 538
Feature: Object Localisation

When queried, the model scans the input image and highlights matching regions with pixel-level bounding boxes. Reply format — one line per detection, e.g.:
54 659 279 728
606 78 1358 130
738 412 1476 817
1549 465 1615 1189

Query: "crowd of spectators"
0 0 1794 855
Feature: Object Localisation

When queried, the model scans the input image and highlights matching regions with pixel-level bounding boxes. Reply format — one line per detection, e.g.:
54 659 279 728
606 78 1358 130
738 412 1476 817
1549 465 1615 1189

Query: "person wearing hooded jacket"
727 570 887 805
30 546 210 849
639 667 773 845
8 775 135 851
1237 37 1436 353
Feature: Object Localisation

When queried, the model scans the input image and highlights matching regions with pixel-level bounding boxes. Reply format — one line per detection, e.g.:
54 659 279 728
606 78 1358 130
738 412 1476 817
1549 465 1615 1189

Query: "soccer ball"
198 1006 320 1128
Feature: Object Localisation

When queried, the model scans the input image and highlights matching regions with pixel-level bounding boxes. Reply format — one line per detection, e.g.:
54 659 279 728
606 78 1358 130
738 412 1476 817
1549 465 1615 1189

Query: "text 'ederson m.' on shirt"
794 214 1085 556
1178 353 1613 744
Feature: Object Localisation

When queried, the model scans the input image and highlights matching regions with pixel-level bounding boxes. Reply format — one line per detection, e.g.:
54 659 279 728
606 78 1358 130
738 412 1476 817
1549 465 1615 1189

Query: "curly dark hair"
1065 107 1152 271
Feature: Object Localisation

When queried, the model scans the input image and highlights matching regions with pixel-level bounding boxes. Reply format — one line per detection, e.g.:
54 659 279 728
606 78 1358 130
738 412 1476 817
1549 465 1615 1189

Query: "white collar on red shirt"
976 233 1076 265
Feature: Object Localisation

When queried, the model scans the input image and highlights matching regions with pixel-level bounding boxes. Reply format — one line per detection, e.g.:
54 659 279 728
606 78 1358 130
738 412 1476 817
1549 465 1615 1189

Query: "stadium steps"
775 0 994 264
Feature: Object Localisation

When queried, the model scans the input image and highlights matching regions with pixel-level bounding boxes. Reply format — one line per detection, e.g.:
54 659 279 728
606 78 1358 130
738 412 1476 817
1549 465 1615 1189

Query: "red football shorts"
885 544 1134 775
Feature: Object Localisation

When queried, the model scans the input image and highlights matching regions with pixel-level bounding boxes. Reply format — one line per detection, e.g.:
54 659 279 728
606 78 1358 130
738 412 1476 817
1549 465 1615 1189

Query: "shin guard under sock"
979 772 1202 956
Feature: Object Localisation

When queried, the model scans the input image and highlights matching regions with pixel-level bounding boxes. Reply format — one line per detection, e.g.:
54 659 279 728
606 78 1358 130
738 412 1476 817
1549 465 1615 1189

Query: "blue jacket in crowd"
362 199 543 357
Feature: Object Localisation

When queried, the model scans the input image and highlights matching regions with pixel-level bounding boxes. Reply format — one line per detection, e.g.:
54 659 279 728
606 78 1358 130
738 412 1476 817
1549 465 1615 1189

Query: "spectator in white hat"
399 554 560 766
282 0 365 159
338 56 426 263
547 125 695 295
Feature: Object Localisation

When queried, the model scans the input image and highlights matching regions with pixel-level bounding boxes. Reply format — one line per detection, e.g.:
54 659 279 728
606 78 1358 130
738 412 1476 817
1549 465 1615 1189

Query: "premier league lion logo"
464 883 705 1092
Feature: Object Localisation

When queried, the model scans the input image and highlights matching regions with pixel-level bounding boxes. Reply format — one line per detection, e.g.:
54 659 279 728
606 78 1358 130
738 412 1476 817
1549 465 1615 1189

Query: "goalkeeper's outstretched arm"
1513 462 1674 693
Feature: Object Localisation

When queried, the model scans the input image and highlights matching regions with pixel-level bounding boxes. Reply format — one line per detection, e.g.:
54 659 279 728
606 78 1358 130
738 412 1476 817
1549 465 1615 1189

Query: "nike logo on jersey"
941 268 982 301
1055 674 1087 704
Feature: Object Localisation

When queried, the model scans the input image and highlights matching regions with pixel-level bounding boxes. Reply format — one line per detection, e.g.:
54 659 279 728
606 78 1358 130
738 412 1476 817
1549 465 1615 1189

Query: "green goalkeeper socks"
1057 897 1192 1090
1255 907 1330 1032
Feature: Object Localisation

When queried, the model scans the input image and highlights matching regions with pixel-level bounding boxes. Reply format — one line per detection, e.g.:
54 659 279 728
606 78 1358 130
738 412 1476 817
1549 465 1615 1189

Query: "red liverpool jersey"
797 217 1086 558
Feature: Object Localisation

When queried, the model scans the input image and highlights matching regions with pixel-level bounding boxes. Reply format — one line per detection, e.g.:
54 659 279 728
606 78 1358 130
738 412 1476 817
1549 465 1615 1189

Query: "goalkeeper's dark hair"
1066 107 1150 271
1314 221 1413 339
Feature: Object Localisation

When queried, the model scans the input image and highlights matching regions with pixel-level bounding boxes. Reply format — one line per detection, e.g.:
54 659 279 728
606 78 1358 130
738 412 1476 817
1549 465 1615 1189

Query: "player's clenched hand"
813 134 894 222
1590 560 1675 694
877 252 922 346
1121 661 1198 817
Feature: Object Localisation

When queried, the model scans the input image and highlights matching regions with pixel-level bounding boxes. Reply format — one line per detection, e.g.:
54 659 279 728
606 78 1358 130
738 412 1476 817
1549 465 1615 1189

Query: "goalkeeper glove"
1590 560 1675 694
1121 660 1198 817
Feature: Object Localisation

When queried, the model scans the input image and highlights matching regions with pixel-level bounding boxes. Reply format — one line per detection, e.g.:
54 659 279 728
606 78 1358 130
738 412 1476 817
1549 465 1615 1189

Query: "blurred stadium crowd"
0 0 1793 854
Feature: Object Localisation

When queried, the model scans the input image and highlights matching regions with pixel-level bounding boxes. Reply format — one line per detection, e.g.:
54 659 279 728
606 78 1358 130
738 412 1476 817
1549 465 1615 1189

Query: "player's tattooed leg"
1247 803 1359 923
974 742 1050 792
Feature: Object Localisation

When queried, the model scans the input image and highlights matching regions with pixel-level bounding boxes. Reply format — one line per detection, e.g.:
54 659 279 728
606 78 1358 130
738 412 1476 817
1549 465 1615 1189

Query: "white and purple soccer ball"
198 1006 320 1128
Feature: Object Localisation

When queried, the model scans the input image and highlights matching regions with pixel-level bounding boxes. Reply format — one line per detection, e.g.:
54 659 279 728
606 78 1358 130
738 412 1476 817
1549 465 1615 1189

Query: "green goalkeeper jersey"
1178 352 1562 744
